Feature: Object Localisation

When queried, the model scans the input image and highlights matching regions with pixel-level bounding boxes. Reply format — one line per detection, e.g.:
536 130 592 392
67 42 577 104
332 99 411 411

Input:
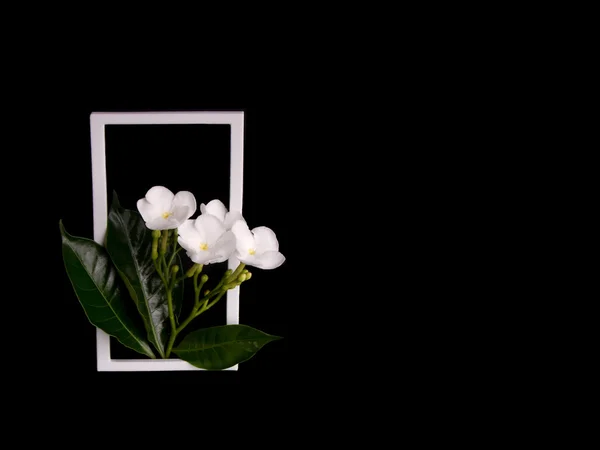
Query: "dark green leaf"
106 192 171 358
60 221 155 359
173 324 281 370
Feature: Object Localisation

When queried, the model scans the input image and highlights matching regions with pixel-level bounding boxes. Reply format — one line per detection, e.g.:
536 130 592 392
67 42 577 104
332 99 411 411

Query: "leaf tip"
59 219 67 237
111 190 121 209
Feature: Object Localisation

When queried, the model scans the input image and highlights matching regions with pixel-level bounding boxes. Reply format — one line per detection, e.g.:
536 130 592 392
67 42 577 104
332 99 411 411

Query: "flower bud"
152 230 161 239
245 271 252 280
204 289 210 296
186 265 197 278
171 265 179 274
237 274 247 282
195 264 204 276
201 274 208 283
159 230 169 255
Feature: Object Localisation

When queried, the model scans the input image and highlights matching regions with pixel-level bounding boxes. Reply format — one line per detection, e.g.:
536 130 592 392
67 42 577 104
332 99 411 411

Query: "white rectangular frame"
90 111 244 371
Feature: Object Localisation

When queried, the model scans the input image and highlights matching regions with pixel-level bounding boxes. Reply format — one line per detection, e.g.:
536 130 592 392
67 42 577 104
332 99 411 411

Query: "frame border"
90 111 244 371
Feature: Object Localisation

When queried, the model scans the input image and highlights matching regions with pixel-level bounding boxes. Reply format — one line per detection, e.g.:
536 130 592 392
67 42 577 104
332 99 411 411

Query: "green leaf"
173 325 282 370
59 221 155 359
106 192 171 358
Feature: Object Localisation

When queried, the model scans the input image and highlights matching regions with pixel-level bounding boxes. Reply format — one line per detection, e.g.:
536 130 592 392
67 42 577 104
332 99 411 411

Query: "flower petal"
177 219 196 237
178 235 203 254
201 199 227 223
145 186 174 210
172 205 191 226
232 220 254 253
173 191 196 218
137 199 160 223
224 211 244 230
235 251 255 266
252 226 279 253
177 220 201 251
253 251 285 270
187 251 214 265
178 238 197 254
211 231 236 262
194 214 226 245
146 217 175 230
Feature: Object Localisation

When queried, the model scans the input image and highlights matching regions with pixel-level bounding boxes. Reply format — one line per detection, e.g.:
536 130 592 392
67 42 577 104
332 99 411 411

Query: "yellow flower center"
199 243 209 251
162 211 173 219
248 248 256 255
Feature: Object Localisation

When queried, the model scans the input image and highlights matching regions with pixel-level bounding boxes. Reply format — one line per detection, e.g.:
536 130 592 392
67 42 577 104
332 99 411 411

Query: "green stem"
196 290 226 316
153 258 168 287
172 274 187 285
160 230 170 279
157 230 180 358
198 286 224 305
165 287 177 358
197 263 243 304
162 255 170 284
167 246 183 268
227 263 246 284
175 273 205 333
197 275 208 297
172 228 178 255
176 305 200 334
174 266 230 335
193 268 201 296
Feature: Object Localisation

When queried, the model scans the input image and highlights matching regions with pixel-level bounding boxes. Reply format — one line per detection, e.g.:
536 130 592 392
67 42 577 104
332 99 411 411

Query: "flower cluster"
137 186 285 270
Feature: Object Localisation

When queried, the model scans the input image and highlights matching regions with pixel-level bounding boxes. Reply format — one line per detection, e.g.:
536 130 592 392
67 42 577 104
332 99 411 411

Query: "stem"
197 275 208 297
196 290 226 316
227 263 246 284
176 305 200 334
157 230 179 358
162 255 170 284
175 272 205 333
153 258 168 287
193 268 201 297
172 274 187 285
165 288 177 358
167 246 183 268
174 266 231 335
157 231 169 284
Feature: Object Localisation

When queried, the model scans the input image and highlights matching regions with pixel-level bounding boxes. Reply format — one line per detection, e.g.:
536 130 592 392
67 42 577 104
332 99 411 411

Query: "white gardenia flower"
200 199 243 230
231 220 285 270
137 186 197 230
177 215 236 265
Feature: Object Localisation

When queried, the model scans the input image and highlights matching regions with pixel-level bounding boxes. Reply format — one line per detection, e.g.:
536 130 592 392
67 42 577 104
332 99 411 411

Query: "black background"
25 88 319 402
16 80 368 408
7 70 455 418
2 29 531 429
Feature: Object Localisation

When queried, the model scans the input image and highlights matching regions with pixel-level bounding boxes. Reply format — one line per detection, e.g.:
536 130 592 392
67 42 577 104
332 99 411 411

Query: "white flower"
231 220 285 270
177 215 236 265
200 199 243 230
137 186 196 230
